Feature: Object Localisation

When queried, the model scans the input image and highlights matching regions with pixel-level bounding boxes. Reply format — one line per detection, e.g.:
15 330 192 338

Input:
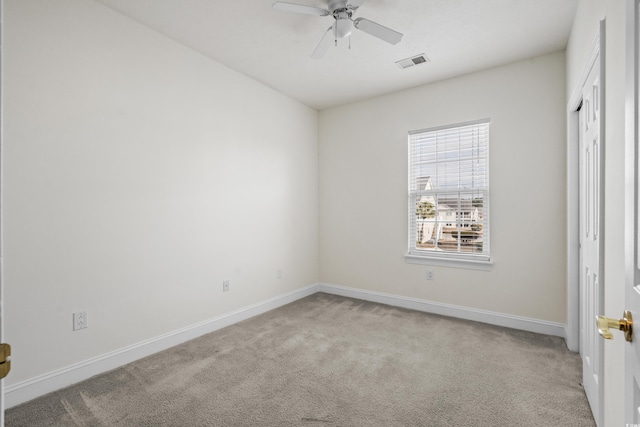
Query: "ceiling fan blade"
353 17 403 45
347 0 364 9
273 2 330 16
312 26 335 59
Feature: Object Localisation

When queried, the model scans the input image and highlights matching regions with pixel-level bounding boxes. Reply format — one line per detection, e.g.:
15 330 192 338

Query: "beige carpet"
7 293 595 426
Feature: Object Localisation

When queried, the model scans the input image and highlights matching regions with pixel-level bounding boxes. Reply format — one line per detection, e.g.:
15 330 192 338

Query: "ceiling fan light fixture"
335 18 353 38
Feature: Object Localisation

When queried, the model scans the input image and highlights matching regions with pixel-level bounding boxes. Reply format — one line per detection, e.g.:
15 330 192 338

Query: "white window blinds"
408 120 490 261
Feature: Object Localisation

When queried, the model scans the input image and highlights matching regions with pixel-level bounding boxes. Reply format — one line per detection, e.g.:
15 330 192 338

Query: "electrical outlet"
426 270 435 281
223 280 230 292
73 311 87 331
276 268 283 279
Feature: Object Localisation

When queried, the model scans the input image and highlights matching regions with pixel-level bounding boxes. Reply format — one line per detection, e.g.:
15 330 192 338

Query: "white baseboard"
317 283 566 338
6 282 567 409
5 283 321 409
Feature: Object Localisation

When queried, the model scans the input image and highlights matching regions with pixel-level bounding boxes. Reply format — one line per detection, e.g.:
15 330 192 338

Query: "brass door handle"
0 343 10 379
596 310 633 342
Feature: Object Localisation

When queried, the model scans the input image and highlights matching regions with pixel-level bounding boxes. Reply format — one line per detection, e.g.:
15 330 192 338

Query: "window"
408 120 490 263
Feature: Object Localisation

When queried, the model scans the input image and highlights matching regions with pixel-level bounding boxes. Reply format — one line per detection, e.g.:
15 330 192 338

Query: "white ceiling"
95 0 578 110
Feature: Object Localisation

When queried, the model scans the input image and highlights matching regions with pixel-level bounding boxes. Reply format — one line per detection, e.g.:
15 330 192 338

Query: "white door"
579 52 604 425
626 1 640 422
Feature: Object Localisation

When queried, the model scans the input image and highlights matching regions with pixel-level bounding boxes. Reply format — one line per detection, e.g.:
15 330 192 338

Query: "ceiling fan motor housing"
328 0 349 12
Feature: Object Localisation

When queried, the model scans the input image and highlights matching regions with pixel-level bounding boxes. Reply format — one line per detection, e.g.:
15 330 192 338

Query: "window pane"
408 121 490 260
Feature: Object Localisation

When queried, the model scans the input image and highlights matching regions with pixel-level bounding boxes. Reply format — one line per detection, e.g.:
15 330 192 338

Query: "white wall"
3 0 318 388
319 52 567 323
566 1 626 426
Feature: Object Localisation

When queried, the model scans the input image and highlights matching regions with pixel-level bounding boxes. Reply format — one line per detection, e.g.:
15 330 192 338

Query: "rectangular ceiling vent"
396 54 430 69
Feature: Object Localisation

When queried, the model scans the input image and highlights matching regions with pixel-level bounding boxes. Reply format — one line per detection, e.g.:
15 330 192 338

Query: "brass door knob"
0 343 10 379
596 310 633 342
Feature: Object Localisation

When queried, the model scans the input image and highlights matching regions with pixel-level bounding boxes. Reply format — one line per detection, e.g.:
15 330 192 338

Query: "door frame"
1 0 5 423
1 0 5 422
566 19 606 426
626 0 640 422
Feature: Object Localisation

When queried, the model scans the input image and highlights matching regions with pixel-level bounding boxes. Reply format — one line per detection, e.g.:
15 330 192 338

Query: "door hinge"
0 344 11 379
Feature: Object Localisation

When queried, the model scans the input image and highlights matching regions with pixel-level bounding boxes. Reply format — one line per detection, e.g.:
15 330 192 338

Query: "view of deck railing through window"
408 120 490 261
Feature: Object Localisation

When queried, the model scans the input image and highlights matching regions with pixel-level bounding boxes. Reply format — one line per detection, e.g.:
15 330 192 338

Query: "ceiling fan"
273 0 403 59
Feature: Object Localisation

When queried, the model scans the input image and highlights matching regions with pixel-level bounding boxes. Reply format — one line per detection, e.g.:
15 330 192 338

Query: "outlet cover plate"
73 311 87 331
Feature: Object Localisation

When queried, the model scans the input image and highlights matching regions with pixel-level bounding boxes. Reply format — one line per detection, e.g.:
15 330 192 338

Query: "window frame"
405 119 492 269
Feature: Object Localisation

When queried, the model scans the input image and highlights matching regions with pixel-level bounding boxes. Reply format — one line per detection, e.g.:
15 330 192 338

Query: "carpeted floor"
6 293 595 426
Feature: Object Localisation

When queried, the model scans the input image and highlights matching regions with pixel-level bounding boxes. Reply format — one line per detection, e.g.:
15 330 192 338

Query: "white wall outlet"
223 280 230 292
73 311 87 331
426 270 435 281
276 268 283 279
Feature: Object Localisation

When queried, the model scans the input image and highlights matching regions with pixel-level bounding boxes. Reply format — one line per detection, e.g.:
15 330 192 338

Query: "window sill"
404 253 494 271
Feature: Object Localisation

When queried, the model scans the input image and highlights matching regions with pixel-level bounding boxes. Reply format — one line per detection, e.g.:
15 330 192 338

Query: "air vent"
395 54 430 69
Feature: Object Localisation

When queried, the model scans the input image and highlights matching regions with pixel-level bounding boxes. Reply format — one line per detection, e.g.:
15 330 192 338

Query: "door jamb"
1 0 5 423
625 0 639 423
